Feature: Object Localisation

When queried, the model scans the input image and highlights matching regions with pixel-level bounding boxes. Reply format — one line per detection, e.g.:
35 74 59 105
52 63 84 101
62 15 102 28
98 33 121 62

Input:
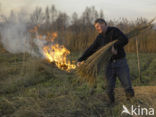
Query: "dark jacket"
77 26 128 62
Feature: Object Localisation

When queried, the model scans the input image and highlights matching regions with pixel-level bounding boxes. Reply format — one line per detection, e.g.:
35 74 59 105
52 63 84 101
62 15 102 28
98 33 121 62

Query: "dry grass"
0 44 156 116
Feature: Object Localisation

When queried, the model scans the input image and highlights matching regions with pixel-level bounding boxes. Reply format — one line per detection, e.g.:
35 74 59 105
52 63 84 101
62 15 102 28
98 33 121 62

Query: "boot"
125 88 135 100
107 92 115 104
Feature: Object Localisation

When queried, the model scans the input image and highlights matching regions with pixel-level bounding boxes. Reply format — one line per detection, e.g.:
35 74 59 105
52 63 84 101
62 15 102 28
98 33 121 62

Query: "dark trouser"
105 57 134 101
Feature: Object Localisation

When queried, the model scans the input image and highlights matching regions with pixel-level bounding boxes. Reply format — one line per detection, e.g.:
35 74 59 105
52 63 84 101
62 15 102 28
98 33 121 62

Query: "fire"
42 32 76 72
43 44 76 72
30 26 76 72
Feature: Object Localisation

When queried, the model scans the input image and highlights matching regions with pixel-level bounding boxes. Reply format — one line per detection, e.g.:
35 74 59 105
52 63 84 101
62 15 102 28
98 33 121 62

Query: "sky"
0 0 156 21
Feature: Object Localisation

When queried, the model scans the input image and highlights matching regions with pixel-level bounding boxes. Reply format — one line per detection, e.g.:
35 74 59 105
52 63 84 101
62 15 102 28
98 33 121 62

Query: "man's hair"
94 18 107 25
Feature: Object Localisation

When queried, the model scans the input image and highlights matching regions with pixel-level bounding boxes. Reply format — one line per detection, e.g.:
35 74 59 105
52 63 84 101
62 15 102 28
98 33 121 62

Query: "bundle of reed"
76 18 155 85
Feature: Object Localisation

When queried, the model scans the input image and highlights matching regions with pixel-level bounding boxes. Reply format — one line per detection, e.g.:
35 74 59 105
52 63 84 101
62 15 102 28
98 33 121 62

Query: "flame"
45 32 58 42
29 25 40 33
29 26 76 72
42 32 76 72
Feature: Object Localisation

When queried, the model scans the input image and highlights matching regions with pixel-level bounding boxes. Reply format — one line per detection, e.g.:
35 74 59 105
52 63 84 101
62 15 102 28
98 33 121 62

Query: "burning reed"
31 27 76 72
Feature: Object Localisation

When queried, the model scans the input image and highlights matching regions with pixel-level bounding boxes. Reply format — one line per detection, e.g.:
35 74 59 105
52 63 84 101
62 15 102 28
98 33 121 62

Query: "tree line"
0 5 156 53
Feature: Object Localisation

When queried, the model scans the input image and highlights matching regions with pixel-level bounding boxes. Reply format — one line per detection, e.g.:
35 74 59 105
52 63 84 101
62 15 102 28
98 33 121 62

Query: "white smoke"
0 11 47 57
33 35 47 57
1 20 30 53
153 23 156 30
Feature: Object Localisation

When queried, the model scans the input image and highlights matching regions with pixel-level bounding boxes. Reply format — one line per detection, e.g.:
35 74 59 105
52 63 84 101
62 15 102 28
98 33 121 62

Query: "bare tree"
81 6 99 25
45 6 50 28
71 12 78 25
55 12 69 31
91 6 98 22
99 9 104 19
50 5 57 24
30 7 44 25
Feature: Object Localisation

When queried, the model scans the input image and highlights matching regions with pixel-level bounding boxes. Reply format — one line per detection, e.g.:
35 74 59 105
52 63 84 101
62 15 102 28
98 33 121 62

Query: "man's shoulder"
109 26 120 31
108 26 124 36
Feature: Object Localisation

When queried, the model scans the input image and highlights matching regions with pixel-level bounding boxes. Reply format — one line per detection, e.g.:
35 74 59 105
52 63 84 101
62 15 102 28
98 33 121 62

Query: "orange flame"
29 25 40 33
42 32 76 72
29 25 76 72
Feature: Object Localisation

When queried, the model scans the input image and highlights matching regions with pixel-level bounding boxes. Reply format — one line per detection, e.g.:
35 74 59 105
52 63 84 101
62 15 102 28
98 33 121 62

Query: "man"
77 18 134 104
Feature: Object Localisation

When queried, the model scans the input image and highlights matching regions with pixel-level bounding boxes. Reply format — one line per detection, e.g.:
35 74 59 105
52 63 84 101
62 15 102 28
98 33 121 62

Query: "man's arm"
113 27 128 49
78 36 100 62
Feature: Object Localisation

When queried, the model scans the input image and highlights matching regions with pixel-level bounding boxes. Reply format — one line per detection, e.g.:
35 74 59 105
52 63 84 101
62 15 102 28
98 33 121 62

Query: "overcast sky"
0 0 156 21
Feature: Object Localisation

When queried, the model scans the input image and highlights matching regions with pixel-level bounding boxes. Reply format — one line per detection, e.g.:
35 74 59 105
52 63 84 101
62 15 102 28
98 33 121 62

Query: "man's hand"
77 61 84 67
111 46 117 55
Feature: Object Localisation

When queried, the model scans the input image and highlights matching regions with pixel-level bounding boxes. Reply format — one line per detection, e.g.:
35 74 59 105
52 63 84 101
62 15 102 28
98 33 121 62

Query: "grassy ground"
0 45 156 117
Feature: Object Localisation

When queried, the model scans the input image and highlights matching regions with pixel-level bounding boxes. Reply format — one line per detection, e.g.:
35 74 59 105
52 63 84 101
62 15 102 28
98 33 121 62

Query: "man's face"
94 22 106 33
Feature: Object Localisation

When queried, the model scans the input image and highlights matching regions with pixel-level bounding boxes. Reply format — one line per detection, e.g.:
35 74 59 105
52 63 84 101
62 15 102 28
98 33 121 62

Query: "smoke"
1 19 30 53
33 35 48 57
153 23 156 30
0 11 47 57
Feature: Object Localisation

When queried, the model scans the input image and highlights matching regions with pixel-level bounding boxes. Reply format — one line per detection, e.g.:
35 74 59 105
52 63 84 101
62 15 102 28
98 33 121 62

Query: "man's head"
94 18 107 34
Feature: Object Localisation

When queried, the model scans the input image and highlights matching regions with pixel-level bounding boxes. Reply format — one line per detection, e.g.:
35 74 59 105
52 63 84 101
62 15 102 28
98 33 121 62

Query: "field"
0 42 156 117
